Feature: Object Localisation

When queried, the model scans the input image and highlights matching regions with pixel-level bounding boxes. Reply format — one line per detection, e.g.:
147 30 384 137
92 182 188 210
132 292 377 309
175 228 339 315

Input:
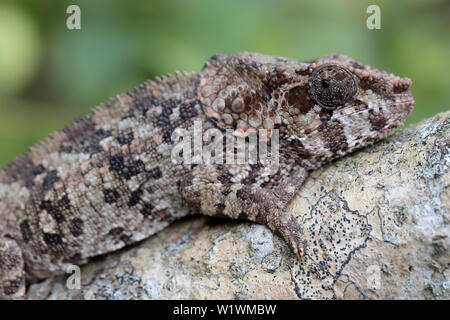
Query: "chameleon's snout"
395 77 412 92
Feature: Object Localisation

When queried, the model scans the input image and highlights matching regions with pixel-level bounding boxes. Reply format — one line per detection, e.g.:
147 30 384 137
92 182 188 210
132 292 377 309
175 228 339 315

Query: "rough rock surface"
47 111 449 300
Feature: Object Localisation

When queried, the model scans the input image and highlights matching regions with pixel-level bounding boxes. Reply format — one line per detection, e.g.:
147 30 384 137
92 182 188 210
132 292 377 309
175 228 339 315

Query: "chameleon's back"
0 72 202 279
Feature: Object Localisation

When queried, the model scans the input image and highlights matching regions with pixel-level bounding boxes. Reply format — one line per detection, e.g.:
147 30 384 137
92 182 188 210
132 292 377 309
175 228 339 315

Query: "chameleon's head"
199 52 414 168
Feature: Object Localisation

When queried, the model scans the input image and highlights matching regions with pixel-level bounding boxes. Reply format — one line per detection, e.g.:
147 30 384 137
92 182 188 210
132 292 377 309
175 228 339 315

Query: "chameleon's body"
0 52 414 299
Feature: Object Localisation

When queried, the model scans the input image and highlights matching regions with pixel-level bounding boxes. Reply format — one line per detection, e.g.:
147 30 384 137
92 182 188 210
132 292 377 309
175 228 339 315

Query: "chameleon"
0 52 414 299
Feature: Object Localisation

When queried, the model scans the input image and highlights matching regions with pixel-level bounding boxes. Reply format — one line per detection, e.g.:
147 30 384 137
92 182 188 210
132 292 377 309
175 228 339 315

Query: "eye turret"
309 64 357 109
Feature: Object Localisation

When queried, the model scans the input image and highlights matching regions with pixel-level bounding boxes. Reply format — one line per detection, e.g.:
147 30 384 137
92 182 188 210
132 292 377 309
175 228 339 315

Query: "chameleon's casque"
0 52 413 299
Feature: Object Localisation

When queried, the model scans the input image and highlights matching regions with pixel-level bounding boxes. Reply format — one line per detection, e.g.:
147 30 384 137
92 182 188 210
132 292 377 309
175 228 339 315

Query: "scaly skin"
0 52 414 299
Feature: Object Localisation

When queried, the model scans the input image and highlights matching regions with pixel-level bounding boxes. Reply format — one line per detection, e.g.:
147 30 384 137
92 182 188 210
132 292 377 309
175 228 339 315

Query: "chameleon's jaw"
376 87 415 128
389 75 414 113
346 89 414 150
390 89 415 121
299 87 416 170
352 73 414 131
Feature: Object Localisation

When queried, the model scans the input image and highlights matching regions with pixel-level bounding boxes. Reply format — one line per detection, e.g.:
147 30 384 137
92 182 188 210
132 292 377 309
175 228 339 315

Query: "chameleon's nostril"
401 77 412 88
394 77 412 93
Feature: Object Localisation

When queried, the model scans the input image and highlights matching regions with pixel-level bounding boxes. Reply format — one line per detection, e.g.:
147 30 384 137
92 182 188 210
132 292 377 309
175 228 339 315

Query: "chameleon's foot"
0 237 26 300
274 214 307 259
180 168 308 260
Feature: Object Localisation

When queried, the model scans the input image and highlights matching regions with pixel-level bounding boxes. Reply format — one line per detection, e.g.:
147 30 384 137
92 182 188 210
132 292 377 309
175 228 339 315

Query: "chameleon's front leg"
0 236 26 299
180 165 308 258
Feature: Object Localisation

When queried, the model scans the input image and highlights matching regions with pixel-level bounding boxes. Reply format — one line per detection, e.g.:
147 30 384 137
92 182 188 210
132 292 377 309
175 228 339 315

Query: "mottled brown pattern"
0 52 414 299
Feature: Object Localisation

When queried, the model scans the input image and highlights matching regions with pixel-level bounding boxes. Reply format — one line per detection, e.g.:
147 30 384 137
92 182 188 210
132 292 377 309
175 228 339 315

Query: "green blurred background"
0 0 449 166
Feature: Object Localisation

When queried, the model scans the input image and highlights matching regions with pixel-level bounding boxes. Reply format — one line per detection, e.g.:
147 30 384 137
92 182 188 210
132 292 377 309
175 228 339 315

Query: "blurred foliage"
0 0 449 166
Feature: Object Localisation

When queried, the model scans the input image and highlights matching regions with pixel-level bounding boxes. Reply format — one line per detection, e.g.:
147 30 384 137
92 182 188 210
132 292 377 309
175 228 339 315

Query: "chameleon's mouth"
336 89 414 120
386 90 415 117
353 75 415 118
387 76 414 114
329 88 415 140
357 80 415 116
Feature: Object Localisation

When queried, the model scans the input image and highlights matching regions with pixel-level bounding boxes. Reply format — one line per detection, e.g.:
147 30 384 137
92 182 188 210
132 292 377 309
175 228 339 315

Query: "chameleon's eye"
309 64 357 109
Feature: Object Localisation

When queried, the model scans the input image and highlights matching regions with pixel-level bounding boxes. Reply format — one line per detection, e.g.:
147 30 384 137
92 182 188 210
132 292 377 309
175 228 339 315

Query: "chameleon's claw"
275 215 307 260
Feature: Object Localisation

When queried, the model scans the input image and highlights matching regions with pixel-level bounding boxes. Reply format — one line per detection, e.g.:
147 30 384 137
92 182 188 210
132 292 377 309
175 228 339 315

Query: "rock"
48 111 450 300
